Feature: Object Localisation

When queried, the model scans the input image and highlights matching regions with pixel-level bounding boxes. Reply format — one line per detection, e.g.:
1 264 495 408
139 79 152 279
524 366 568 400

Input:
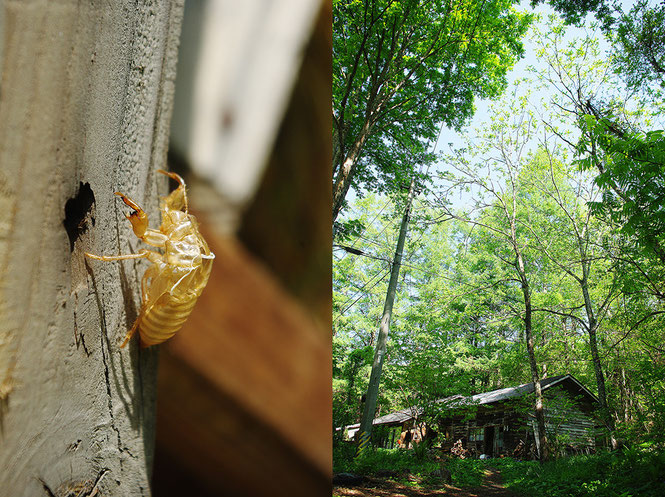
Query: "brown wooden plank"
153 232 331 496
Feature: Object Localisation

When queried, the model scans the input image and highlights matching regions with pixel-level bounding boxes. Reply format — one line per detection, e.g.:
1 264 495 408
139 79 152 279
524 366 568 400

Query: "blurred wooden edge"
154 1 332 494
170 0 322 208
236 0 332 332
154 229 331 496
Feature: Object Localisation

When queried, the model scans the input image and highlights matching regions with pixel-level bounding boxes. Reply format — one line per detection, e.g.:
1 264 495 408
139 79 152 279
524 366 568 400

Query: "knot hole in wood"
63 182 96 253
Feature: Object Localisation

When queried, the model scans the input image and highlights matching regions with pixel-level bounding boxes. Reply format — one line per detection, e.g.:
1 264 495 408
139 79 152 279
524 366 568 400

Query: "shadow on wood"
151 1 332 495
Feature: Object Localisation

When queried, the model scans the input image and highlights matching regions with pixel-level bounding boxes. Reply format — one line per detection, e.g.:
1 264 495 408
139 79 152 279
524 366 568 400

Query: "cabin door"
483 426 495 456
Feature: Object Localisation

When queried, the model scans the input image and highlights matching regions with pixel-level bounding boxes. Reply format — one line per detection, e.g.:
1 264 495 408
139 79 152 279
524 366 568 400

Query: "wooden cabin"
365 374 603 458
344 407 425 449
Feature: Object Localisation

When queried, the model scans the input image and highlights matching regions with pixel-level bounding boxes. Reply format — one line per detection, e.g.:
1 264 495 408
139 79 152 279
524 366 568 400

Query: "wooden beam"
153 232 331 497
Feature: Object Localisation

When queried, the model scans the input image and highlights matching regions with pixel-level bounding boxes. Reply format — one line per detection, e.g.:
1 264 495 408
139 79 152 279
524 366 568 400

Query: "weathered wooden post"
0 1 184 494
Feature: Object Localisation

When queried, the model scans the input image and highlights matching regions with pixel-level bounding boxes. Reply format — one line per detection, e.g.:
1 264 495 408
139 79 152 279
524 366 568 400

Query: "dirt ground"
333 469 518 497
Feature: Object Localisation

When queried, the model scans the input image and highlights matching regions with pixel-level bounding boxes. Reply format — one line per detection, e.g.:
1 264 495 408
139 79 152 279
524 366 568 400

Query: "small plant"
412 439 429 461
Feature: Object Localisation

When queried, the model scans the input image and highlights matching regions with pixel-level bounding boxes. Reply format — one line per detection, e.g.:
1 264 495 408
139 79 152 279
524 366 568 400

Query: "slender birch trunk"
516 250 549 461
356 177 416 453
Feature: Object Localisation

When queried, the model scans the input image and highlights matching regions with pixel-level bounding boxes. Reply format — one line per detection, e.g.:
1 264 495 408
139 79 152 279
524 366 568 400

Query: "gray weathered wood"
0 1 184 495
169 0 321 210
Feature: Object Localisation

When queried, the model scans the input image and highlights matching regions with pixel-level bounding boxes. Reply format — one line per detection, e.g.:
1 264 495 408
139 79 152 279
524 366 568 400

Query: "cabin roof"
452 374 599 407
372 406 419 425
344 406 419 430
364 374 599 427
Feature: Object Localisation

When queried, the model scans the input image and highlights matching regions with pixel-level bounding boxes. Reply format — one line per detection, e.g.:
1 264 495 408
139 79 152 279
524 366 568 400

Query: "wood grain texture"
0 1 184 494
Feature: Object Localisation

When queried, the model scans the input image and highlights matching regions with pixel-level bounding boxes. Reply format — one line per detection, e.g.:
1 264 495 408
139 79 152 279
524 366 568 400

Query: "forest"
332 0 665 496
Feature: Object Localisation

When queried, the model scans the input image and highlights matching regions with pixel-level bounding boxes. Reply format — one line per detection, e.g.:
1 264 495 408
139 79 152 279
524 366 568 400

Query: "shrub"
412 439 429 461
495 448 665 497
334 445 439 476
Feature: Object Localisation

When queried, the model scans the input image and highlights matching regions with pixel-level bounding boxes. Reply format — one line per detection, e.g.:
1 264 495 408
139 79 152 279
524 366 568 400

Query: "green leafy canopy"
333 0 532 216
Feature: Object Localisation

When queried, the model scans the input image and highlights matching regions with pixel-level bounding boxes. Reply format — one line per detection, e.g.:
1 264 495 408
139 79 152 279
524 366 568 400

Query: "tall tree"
440 97 551 459
518 146 620 447
611 0 665 91
332 0 531 221
356 177 416 454
532 4 665 284
533 0 664 92
530 16 665 299
527 16 664 291
577 116 665 297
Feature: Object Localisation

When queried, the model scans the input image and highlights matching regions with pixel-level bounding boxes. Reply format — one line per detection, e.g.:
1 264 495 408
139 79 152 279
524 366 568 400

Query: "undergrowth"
333 443 485 487
334 444 438 477
495 445 665 497
334 443 665 495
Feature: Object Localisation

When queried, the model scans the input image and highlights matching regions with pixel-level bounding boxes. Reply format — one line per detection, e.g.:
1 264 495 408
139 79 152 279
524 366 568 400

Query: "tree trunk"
580 278 617 448
332 120 372 222
356 177 416 453
333 114 342 181
516 251 549 461
0 1 183 494
620 366 632 424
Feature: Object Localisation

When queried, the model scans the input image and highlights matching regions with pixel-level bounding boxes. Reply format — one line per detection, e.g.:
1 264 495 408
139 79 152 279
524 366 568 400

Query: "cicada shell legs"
84 248 161 263
157 169 188 213
120 316 141 348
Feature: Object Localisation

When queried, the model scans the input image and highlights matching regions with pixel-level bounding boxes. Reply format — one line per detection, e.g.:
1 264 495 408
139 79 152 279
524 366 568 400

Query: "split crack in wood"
38 469 108 497
87 269 137 463
100 329 135 461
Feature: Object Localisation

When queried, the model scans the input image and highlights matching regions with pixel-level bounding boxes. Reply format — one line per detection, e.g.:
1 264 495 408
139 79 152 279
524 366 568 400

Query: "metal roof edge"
540 374 569 392
361 374 600 428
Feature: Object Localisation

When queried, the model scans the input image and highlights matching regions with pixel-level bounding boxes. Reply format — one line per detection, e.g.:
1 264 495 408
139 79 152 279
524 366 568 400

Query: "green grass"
446 457 486 486
334 444 438 476
334 443 665 496
333 443 486 487
493 446 665 497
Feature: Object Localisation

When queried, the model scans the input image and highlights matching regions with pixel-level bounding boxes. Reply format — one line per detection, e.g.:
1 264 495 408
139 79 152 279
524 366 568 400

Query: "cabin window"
469 428 484 441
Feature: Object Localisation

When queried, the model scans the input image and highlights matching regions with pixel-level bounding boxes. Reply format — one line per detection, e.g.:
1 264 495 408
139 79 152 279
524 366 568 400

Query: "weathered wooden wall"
437 393 597 458
544 390 597 447
0 1 183 494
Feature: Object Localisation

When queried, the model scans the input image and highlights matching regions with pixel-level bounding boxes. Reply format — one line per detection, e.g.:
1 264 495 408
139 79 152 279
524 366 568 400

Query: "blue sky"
435 0 648 155
425 0 622 209
434 0 611 155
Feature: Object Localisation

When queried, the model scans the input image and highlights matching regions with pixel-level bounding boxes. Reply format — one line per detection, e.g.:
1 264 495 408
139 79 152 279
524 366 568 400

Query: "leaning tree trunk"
332 125 370 222
356 177 416 454
0 1 183 495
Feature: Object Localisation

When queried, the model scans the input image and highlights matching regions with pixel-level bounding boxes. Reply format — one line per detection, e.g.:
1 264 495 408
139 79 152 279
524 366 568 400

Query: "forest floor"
333 468 517 497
